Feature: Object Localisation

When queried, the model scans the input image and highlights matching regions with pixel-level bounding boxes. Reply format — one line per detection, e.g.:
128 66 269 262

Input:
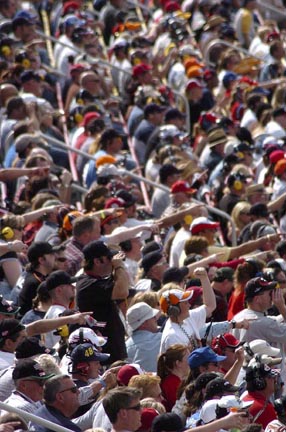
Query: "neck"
36 265 49 276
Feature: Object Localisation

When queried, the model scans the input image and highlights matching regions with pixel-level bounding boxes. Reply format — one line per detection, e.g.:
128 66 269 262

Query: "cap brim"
1 306 20 315
30 373 54 380
215 354 227 362
180 291 194 302
95 352 110 362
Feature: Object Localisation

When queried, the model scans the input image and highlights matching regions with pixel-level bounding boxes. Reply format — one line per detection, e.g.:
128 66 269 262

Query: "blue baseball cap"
70 343 110 364
188 346 226 368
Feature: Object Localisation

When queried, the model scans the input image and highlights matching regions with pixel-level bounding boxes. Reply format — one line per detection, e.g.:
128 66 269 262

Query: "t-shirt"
160 305 207 353
76 273 127 362
161 374 181 412
241 391 277 428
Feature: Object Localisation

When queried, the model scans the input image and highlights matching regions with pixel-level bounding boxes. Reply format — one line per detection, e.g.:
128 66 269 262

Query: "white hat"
127 302 159 331
68 327 107 347
97 164 120 177
248 354 282 367
249 340 281 358
218 395 253 410
190 216 219 235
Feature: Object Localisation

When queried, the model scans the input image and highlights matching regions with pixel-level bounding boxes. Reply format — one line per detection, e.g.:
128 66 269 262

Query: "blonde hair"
231 201 251 231
128 374 161 399
130 291 159 308
140 398 166 414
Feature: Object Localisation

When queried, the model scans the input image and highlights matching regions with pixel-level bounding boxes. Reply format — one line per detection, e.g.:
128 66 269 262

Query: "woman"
157 344 190 411
228 201 251 243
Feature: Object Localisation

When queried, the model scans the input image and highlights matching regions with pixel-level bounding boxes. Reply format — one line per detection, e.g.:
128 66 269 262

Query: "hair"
130 291 159 309
233 259 265 296
128 374 161 399
140 398 166 414
72 215 97 237
43 374 70 405
102 387 142 424
83 186 109 212
231 201 251 231
37 354 61 376
157 344 188 380
183 372 218 417
0 319 24 349
0 214 24 234
6 97 25 117
184 236 209 256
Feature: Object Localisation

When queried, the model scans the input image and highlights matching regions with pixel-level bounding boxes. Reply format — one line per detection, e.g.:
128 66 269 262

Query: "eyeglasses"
126 404 141 411
59 386 78 394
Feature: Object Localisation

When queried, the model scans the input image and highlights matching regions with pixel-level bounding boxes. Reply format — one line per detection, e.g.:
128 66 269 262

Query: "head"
211 333 241 371
160 288 193 322
127 302 159 334
157 344 190 380
27 242 56 273
187 347 226 379
0 319 26 352
128 375 163 402
83 240 114 276
43 374 80 417
244 277 277 312
103 387 142 431
70 343 109 380
141 251 169 282
72 215 100 245
45 270 76 307
190 217 220 245
245 362 278 396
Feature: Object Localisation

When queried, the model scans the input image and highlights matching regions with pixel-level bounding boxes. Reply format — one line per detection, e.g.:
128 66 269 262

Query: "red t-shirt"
242 391 277 429
160 374 181 412
227 291 245 320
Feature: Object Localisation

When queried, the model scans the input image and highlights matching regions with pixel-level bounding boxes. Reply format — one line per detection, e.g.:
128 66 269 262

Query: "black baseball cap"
0 319 25 343
83 240 116 262
45 270 77 291
27 242 55 263
245 277 277 301
70 342 110 364
162 266 189 284
141 251 164 274
205 377 239 399
20 70 41 84
164 108 186 122
151 413 184 432
0 296 20 315
116 190 136 207
12 358 54 381
15 337 55 359
213 267 234 283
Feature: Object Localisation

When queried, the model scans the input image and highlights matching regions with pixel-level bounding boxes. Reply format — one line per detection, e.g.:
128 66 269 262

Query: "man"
234 0 257 48
151 164 182 218
69 342 110 416
242 362 278 428
163 180 197 218
135 251 169 292
1 359 53 415
218 172 248 215
126 302 161 372
211 333 241 373
32 374 81 432
114 227 142 286
272 158 286 200
0 319 27 371
102 387 142 432
11 11 37 45
43 270 77 348
65 215 100 276
76 240 129 362
134 103 165 165
211 267 234 322
265 107 286 139
203 128 227 171
19 242 56 315
233 277 286 385
159 267 216 353
245 183 272 205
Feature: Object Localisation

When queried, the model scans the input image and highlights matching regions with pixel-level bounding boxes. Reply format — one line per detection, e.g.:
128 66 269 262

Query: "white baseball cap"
249 340 281 358
68 327 107 347
127 302 159 331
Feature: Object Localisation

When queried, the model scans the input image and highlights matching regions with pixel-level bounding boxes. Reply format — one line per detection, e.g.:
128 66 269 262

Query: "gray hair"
43 374 70 405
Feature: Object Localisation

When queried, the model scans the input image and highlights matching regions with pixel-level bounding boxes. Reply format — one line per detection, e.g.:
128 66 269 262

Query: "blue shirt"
126 330 162 372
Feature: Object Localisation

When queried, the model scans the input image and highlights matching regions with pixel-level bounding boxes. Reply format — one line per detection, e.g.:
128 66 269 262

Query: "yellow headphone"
1 227 15 240
233 179 243 191
1 46 11 57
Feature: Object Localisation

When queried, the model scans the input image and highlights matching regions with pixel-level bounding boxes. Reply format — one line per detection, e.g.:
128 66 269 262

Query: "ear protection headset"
0 45 11 57
1 226 15 240
227 173 244 191
244 342 255 359
274 396 286 418
249 362 267 391
162 291 181 318
211 335 227 355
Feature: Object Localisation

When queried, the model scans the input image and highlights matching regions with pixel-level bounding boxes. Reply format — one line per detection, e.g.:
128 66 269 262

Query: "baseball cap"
171 180 196 194
213 267 234 282
141 251 164 275
68 327 107 348
15 337 54 359
248 339 281 358
186 79 204 92
186 286 203 307
0 319 25 343
249 203 269 218
245 362 279 382
116 190 136 207
45 270 77 291
83 240 116 262
162 266 189 285
164 108 186 122
104 197 126 209
211 333 241 353
217 395 253 410
27 242 55 263
0 296 20 316
12 10 37 26
132 63 152 77
188 346 226 368
144 103 166 118
269 150 285 165
275 158 286 176
190 217 220 235
127 302 159 331
244 277 277 301
141 408 160 431
20 70 41 84
97 164 120 178
205 377 239 399
117 363 144 386
70 343 110 364
12 359 53 381
80 111 101 127
160 289 193 314
222 71 238 89
151 413 184 432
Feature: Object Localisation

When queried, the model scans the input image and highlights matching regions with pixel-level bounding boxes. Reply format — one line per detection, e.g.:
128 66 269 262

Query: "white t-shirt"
43 304 66 348
160 305 207 354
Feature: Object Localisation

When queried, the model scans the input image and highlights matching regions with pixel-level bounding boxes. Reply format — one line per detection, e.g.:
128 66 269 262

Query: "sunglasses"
59 386 78 394
56 257 67 262
126 404 141 411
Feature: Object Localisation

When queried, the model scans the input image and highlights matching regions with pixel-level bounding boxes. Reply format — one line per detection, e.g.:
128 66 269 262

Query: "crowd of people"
1 0 286 431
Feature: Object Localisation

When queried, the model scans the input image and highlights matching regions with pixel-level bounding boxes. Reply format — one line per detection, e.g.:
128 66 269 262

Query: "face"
87 360 101 379
83 73 101 94
109 137 123 154
20 378 45 401
177 349 190 377
256 289 273 311
54 251 69 271
149 383 163 402
62 284 76 303
124 398 142 431
41 253 56 271
144 315 158 333
130 237 142 261
150 257 169 280
88 221 101 242
58 377 80 416
178 300 190 320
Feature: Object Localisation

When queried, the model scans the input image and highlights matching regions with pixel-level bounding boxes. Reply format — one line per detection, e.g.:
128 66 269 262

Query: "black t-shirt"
76 273 127 363
19 270 46 316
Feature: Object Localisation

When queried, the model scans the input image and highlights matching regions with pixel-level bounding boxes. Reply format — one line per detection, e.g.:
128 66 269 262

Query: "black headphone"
274 396 286 417
227 173 245 191
244 342 255 358
248 362 267 390
163 291 181 318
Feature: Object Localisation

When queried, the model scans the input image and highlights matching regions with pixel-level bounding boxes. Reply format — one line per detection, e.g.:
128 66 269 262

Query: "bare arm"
106 223 159 244
2 260 22 288
224 346 244 384
26 311 92 336
158 203 205 229
194 267 216 317
0 167 49 182
268 191 286 213
228 233 280 260
187 411 250 432
110 252 129 300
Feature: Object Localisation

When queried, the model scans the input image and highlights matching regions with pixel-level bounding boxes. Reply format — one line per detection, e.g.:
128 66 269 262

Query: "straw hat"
207 128 228 147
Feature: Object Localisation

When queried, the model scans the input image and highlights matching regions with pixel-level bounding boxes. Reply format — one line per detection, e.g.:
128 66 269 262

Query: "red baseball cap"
211 333 241 352
80 112 101 127
171 180 196 195
132 63 152 78
70 63 86 74
104 197 126 209
186 79 204 92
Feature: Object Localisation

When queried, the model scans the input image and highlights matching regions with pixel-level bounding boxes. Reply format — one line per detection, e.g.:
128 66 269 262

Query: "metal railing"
204 39 265 67
0 401 71 432
40 132 237 245
257 0 286 17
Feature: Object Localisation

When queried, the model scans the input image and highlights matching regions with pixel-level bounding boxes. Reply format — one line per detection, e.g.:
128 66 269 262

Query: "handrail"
257 0 286 16
204 39 265 67
39 132 237 245
0 401 72 432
